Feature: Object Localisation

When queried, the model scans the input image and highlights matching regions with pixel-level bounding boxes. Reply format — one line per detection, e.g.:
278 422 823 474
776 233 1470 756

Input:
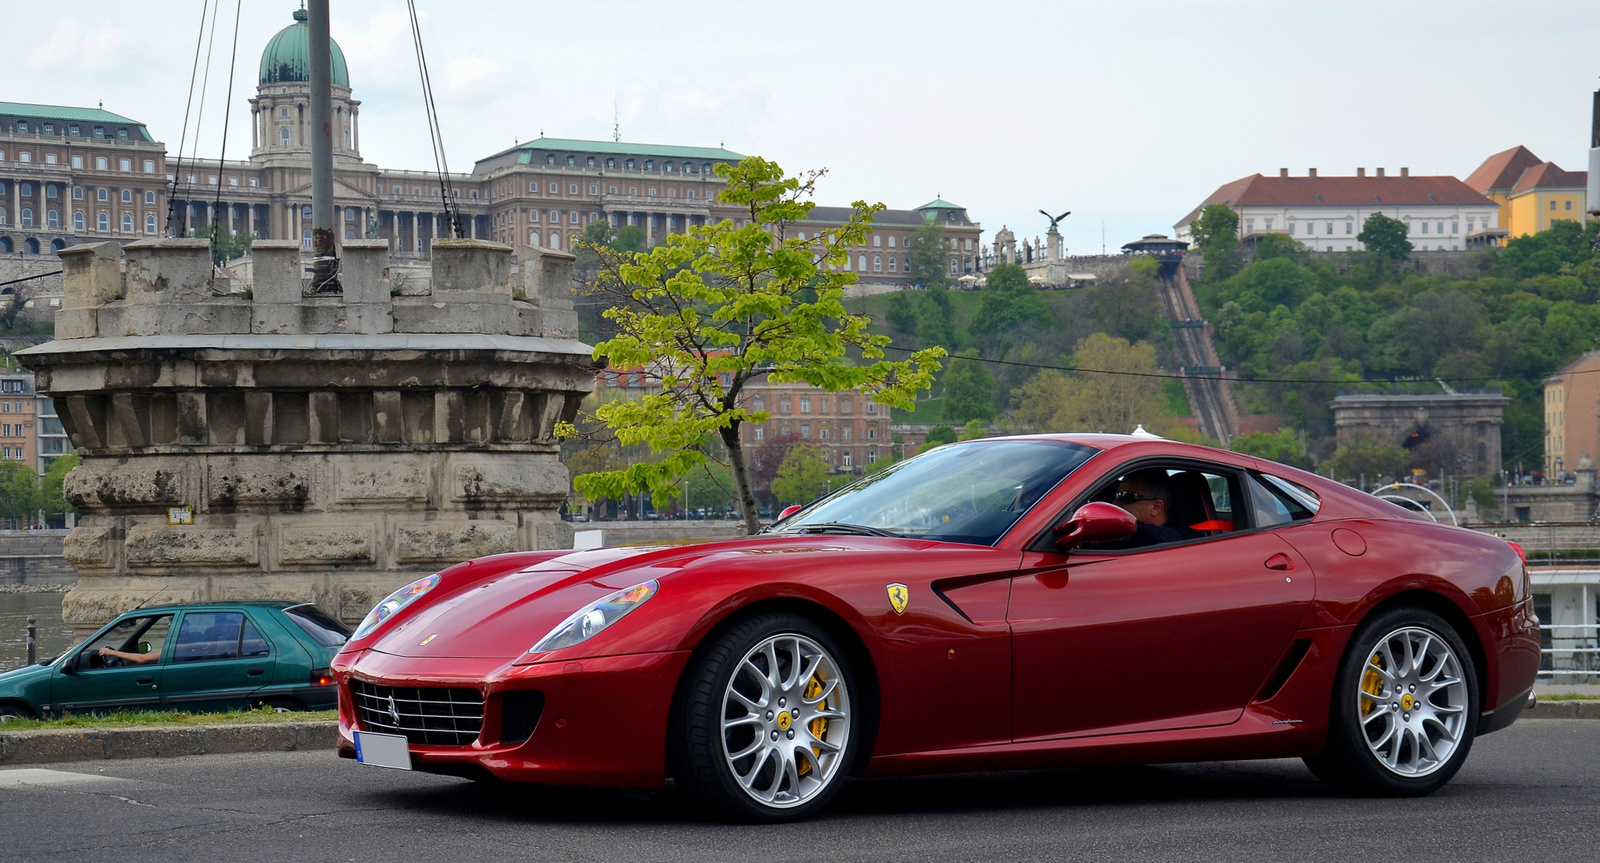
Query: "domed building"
251 7 360 160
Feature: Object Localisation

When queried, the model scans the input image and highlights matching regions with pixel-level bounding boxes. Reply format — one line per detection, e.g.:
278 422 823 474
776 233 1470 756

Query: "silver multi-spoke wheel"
720 633 851 809
1356 625 1469 777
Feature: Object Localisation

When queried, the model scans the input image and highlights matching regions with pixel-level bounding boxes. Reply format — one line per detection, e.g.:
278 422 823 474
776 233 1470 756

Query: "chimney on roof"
1376 167 1386 177
1357 167 1366 177
1280 168 1288 178
1400 167 1410 177
1308 168 1317 178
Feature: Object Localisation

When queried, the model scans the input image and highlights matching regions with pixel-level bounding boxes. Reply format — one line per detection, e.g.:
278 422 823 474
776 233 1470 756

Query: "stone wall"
0 530 76 585
19 237 596 631
0 253 65 323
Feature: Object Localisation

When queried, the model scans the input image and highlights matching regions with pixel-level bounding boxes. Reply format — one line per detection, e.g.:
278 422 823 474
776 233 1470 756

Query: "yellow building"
1545 352 1600 478
1466 146 1588 239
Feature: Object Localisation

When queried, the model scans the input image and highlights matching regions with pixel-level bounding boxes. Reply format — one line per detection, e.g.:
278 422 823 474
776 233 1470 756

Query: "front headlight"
352 573 441 641
530 580 658 654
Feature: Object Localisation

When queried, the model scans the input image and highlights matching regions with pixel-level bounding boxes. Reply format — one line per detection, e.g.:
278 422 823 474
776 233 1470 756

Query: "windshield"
779 439 1098 545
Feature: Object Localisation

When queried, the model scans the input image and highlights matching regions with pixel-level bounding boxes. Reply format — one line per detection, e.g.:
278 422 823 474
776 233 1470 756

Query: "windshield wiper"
789 522 902 538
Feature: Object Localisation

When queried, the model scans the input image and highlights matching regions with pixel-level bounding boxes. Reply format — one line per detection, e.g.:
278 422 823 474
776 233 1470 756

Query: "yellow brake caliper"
798 672 828 777
1360 651 1385 716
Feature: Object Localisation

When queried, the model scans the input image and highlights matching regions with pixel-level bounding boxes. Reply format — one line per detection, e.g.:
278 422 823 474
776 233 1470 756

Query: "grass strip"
1 706 337 730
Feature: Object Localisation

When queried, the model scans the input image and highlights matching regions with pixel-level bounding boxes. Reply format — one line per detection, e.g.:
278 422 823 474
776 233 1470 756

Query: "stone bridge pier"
18 238 595 633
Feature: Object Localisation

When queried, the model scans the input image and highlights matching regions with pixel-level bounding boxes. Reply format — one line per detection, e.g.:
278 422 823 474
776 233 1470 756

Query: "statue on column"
1039 209 1070 286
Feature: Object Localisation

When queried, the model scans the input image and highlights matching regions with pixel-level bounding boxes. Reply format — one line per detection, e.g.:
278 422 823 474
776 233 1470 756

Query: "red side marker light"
311 668 335 686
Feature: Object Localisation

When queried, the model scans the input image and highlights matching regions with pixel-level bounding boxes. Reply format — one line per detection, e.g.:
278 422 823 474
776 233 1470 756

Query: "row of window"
3 121 131 139
1550 199 1575 211
541 154 718 175
754 394 880 415
0 423 24 437
795 230 976 252
1245 216 1495 238
0 150 156 172
0 447 24 460
761 422 880 441
747 428 878 465
0 206 160 233
3 183 157 205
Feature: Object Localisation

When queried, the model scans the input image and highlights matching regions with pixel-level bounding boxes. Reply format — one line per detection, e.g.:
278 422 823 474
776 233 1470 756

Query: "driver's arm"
98 647 159 664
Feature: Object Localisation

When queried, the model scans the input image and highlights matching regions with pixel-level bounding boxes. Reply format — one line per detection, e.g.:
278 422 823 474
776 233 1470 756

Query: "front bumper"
333 648 690 788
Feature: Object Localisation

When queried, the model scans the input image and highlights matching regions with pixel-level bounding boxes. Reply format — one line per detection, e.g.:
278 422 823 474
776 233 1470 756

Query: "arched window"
144 160 155 173
549 234 560 250
20 208 33 227
605 158 615 169
145 190 155 205
119 158 131 172
625 159 635 170
73 211 85 231
47 210 59 228
873 255 881 272
97 188 108 202
585 156 595 168
19 152 31 163
96 156 107 170
666 162 676 173
24 238 38 255
280 128 291 147
569 211 578 224
668 189 677 198
121 189 132 203
529 231 540 246
97 212 109 232
145 214 158 234
644 160 655 171
45 153 58 164
858 255 867 270
73 187 83 200
888 256 897 272
565 155 576 167
702 162 712 174
20 183 31 197
545 154 556 166
684 162 693 173
121 213 134 233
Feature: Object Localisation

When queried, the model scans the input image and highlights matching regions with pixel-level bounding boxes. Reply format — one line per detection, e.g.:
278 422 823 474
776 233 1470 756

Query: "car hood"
364 534 934 661
0 661 52 691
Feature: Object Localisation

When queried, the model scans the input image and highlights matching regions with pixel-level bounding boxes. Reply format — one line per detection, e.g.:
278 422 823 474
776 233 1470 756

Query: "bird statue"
1039 210 1071 232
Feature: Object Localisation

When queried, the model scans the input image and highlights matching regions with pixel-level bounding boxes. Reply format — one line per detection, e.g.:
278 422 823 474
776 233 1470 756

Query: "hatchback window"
1246 473 1315 528
285 605 351 647
174 612 254 663
78 614 173 667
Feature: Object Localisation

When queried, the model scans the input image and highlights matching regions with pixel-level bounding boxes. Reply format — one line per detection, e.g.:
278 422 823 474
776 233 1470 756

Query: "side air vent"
499 690 546 745
1255 639 1312 702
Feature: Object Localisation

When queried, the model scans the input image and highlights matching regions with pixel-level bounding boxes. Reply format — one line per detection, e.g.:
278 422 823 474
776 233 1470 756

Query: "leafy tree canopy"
771 445 832 505
1357 213 1412 262
1190 204 1243 281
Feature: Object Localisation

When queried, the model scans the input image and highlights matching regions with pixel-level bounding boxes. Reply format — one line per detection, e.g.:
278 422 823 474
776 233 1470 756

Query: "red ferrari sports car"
332 434 1541 821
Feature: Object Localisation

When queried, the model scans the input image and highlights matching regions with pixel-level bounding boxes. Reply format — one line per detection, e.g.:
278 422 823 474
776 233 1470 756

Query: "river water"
0 592 77 672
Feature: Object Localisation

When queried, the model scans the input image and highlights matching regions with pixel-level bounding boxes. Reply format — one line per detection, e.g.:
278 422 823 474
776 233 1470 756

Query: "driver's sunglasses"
1114 490 1158 505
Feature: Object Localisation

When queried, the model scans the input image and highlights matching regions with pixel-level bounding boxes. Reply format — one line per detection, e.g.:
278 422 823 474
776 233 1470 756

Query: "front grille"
498 690 545 745
351 679 484 746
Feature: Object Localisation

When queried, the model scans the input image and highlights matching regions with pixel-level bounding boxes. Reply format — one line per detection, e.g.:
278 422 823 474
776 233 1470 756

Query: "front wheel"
0 703 37 723
671 613 859 822
1306 607 1478 796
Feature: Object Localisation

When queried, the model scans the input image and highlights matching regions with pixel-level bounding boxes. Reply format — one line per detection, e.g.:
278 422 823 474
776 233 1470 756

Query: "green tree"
682 460 737 514
770 445 832 505
1190 204 1243 281
40 453 80 522
1253 232 1304 263
0 460 41 527
906 221 951 289
612 224 646 253
970 263 1048 359
941 355 997 423
1358 213 1413 262
195 228 253 264
564 157 945 533
1229 428 1311 469
1012 334 1167 434
958 418 988 440
923 425 958 448
1327 435 1409 484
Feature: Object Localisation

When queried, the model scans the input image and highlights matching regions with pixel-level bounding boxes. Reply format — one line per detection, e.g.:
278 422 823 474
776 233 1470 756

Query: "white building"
1176 168 1502 252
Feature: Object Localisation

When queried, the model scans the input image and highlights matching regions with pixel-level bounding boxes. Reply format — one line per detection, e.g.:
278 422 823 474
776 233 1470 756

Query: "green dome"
259 8 350 88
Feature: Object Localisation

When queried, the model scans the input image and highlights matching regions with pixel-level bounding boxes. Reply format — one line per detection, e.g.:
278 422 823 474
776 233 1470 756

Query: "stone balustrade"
20 238 595 631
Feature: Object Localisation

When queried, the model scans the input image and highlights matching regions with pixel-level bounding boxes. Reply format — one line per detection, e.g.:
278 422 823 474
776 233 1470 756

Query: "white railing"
1540 623 1600 680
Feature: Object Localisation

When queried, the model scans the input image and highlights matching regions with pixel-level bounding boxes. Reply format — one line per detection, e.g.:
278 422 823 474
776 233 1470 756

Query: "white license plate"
354 731 412 770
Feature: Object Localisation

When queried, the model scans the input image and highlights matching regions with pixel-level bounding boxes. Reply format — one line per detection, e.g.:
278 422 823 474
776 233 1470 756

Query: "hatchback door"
159 610 275 712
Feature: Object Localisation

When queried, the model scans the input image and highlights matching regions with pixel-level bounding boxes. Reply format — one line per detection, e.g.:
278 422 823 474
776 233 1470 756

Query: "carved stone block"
332 460 428 505
395 520 518 563
280 524 374 564
452 456 568 507
125 525 258 567
208 457 318 510
65 459 188 509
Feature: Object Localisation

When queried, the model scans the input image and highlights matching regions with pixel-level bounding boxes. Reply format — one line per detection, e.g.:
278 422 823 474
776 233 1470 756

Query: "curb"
1522 700 1600 720
0 721 336 766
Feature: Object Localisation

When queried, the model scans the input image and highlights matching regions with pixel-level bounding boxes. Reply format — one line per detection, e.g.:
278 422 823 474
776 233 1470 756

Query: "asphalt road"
1 720 1595 863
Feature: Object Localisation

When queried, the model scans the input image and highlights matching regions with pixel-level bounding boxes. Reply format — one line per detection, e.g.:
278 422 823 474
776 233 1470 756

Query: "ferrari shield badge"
887 583 910 615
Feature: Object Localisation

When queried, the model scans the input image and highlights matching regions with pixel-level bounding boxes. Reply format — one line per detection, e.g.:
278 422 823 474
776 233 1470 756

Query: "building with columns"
5 5 981 278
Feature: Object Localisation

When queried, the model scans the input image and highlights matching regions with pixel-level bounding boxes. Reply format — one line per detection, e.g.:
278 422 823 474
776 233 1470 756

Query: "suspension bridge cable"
407 0 461 238
178 0 222 231
209 0 245 263
166 0 212 237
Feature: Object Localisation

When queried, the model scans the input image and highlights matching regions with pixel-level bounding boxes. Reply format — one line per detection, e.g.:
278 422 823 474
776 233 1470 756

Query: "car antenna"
130 579 173 611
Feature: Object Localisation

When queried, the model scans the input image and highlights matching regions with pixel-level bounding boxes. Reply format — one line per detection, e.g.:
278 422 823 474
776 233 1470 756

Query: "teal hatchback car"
0 601 350 721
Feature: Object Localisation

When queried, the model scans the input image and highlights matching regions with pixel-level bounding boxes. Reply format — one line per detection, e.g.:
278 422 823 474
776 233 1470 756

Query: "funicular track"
1158 263 1238 444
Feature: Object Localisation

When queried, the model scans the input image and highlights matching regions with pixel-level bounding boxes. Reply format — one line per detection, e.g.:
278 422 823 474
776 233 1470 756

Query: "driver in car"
1094 468 1204 549
98 646 160 665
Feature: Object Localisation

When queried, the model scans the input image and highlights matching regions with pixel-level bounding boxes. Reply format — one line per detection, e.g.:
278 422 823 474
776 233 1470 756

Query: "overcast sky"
24 1 1600 253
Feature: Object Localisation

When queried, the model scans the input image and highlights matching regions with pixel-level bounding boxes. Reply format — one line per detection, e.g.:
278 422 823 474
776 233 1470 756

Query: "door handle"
246 668 265 677
135 675 154 684
1264 553 1295 571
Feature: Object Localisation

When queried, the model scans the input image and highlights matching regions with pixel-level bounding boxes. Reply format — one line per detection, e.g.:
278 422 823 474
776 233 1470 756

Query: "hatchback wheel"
672 613 858 822
0 703 36 723
1306 607 1477 796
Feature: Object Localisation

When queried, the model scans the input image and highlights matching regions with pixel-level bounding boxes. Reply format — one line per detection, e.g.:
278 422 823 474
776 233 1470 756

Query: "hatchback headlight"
353 573 441 641
530 580 658 654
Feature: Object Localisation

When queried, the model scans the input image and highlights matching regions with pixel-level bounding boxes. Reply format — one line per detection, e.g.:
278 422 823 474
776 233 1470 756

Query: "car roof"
113 600 304 616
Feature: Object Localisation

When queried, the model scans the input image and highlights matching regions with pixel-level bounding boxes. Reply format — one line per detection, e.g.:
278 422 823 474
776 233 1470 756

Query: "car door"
52 614 173 715
1007 461 1316 741
159 610 275 712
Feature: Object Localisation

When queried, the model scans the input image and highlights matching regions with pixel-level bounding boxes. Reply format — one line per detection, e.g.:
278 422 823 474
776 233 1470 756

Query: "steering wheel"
98 651 124 669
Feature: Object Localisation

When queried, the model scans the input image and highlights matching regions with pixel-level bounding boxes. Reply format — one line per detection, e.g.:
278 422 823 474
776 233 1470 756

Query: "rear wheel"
1306 607 1477 796
251 697 304 714
671 613 858 822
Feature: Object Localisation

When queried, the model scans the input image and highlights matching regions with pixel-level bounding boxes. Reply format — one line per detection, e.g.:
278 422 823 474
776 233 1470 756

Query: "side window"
79 614 173 667
241 619 271 657
174 611 249 663
1069 463 1242 551
1246 473 1314 528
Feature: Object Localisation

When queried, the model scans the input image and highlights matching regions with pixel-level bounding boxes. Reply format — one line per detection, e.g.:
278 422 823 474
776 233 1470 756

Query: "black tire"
670 612 860 822
251 697 304 713
1305 606 1479 796
0 702 37 723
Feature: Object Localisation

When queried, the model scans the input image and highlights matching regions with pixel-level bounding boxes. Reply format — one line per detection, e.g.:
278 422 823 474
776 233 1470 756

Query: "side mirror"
1052 501 1138 550
775 504 802 522
60 654 79 675
137 642 152 655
